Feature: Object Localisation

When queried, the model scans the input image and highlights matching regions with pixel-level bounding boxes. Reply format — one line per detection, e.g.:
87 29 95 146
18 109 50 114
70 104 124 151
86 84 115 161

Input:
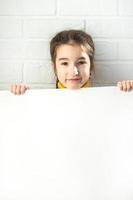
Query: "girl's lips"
67 78 81 81
67 79 81 83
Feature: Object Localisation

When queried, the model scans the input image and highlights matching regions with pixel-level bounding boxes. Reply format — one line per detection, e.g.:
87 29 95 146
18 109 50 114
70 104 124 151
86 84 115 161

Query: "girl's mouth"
67 78 81 81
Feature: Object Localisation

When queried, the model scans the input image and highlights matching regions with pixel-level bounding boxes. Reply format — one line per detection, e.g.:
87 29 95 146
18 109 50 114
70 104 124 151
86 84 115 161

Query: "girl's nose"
73 66 79 75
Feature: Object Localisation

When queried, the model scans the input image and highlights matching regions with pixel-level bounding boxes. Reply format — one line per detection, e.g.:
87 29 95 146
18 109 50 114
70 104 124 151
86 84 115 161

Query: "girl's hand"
117 80 133 92
9 84 28 95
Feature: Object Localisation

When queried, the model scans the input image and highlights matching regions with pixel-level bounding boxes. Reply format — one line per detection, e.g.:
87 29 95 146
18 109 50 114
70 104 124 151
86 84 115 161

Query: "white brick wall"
0 0 133 89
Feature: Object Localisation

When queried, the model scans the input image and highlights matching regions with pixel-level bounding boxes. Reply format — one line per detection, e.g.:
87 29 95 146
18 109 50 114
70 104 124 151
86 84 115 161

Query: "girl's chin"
66 84 81 89
64 80 82 89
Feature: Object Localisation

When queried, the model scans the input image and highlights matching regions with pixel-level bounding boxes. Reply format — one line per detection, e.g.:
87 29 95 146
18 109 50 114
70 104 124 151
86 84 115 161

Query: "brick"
23 61 56 83
86 19 133 38
0 61 22 83
24 40 49 59
0 40 24 59
93 63 133 84
23 19 84 38
0 39 49 60
0 17 22 38
118 41 133 60
119 0 133 15
58 0 117 16
0 0 55 15
95 40 118 61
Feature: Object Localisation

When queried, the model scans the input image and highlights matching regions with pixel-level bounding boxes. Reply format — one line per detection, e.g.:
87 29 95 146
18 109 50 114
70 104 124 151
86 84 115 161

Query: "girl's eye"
78 61 86 65
61 62 68 66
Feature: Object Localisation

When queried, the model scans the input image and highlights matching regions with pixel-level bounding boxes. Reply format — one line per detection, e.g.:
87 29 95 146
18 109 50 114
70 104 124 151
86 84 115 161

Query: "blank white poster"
0 87 133 200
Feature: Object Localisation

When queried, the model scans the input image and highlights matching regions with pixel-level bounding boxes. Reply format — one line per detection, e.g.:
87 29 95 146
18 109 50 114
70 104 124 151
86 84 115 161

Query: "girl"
10 29 133 95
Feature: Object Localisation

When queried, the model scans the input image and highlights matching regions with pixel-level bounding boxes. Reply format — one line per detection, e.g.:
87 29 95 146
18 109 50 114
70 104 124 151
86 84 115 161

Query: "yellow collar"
57 81 89 89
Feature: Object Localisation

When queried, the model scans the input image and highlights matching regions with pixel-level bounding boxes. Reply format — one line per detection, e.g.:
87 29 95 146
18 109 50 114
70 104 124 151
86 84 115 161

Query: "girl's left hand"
117 80 133 91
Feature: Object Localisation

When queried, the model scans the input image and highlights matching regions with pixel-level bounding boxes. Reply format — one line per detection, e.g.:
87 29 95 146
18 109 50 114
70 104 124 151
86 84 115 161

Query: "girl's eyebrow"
58 57 86 61
77 57 86 60
58 58 69 61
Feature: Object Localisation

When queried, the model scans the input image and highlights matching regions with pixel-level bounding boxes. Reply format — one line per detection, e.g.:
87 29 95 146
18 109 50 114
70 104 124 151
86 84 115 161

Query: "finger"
12 84 17 95
9 84 14 93
117 81 123 91
122 81 127 92
126 80 131 91
16 85 21 95
20 85 27 94
130 80 133 89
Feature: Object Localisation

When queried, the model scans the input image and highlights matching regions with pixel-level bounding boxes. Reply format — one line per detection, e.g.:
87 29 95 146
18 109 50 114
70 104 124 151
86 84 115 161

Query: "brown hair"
50 29 95 73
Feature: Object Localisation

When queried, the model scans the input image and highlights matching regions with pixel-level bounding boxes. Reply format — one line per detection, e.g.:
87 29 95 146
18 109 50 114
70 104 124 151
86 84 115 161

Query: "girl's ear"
90 69 95 80
90 59 95 79
91 59 95 71
89 72 92 80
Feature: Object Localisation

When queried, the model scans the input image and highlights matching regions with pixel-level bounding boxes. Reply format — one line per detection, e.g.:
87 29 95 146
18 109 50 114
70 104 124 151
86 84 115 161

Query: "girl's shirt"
57 81 89 89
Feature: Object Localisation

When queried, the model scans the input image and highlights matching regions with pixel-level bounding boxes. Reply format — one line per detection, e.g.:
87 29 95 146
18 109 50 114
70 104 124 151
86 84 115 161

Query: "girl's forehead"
56 43 88 59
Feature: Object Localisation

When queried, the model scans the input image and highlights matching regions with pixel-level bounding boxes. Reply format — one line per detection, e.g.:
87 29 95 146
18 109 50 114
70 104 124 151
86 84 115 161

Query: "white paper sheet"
0 87 133 200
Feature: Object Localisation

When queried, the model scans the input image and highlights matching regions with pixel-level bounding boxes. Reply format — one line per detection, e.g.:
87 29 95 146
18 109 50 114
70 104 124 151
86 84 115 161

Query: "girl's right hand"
117 80 133 92
10 84 28 95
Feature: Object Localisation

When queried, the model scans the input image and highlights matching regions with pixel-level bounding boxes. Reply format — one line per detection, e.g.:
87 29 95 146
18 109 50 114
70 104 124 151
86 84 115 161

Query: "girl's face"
55 43 91 89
